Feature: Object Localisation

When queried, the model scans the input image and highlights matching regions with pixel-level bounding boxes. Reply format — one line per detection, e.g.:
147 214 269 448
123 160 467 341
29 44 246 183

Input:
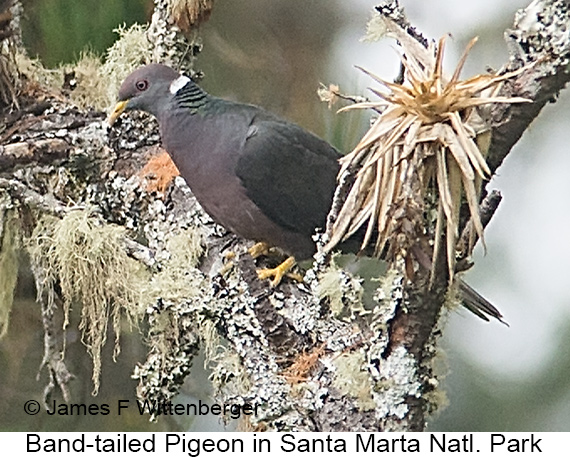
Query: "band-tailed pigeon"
109 64 503 322
109 64 339 285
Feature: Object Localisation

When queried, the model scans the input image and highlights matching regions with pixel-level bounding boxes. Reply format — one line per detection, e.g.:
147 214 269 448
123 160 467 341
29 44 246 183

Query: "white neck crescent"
170 75 191 94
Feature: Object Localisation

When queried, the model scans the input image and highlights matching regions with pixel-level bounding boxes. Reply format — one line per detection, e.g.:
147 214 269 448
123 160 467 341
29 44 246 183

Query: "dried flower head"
326 36 530 281
170 0 214 32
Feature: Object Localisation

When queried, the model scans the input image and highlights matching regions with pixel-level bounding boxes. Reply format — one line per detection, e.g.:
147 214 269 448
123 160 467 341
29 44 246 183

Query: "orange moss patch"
139 149 180 194
281 344 326 385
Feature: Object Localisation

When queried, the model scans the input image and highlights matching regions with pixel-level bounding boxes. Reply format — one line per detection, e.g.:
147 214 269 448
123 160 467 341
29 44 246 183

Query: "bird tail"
457 279 507 325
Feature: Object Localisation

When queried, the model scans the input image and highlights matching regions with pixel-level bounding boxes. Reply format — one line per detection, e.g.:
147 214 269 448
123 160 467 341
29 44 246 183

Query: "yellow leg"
257 256 297 287
248 242 271 259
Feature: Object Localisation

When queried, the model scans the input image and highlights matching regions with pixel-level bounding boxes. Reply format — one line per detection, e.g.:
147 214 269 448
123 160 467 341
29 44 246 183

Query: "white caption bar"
12 432 558 456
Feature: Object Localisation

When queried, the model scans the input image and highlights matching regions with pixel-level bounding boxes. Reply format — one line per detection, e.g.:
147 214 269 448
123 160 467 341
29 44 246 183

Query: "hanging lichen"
14 23 152 111
27 209 145 394
0 205 20 339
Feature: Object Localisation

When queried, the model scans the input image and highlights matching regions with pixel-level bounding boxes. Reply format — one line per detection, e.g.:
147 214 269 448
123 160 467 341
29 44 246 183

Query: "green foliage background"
22 0 148 66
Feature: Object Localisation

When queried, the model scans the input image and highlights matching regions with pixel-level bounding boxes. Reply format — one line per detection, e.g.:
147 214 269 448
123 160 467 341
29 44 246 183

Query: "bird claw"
248 242 271 258
257 256 297 287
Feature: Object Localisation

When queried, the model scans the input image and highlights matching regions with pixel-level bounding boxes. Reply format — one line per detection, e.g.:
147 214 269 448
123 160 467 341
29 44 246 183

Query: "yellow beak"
107 100 128 126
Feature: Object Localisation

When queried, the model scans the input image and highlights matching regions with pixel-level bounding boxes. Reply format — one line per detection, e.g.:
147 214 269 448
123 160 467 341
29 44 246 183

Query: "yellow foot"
218 261 235 276
217 251 236 276
248 242 271 259
257 256 298 287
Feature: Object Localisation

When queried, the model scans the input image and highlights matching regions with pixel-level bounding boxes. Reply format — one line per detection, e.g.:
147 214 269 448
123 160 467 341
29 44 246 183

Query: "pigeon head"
108 64 191 124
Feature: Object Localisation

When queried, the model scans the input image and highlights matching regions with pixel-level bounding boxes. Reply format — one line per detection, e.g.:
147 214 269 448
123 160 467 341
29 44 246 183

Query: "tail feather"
457 279 507 325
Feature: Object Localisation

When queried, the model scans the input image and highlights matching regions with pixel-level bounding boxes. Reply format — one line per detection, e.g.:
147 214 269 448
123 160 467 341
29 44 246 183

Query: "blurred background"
2 0 568 431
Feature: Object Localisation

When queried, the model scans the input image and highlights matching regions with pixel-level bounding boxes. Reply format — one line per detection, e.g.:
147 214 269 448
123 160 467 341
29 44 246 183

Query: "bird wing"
235 114 340 237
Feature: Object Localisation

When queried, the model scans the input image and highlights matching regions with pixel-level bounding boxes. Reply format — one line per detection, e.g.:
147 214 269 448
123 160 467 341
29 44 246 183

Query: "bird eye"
135 79 149 91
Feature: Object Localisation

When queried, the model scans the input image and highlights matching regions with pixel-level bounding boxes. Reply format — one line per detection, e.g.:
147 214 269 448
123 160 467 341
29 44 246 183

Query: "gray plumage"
114 63 339 259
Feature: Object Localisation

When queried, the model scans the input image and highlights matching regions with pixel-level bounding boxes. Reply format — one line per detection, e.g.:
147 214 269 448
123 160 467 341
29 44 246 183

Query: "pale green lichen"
362 13 387 42
372 345 421 422
99 23 153 110
317 261 366 320
332 352 376 411
423 331 450 418
372 268 401 323
139 228 204 305
15 52 62 91
71 23 153 111
0 207 20 339
27 209 145 394
201 319 221 368
443 278 462 316
424 349 450 419
15 23 152 111
136 227 206 372
64 52 108 111
210 349 250 398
